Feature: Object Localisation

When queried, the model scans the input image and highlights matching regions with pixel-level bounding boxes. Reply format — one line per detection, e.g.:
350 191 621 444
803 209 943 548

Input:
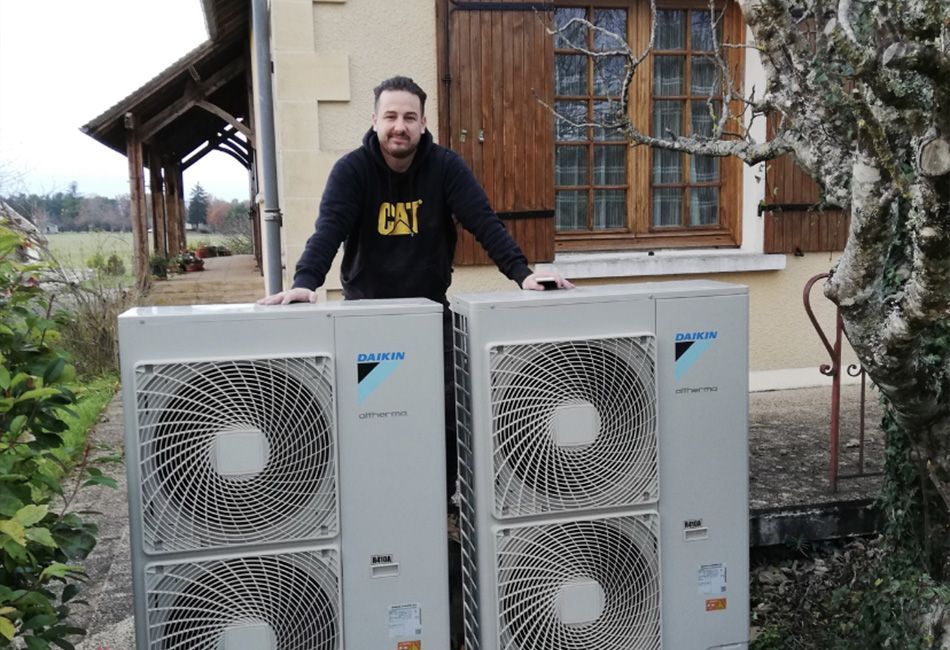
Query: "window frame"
553 0 745 253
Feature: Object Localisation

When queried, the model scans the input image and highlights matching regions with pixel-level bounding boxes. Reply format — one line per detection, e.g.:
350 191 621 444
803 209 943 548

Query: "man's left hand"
521 272 575 291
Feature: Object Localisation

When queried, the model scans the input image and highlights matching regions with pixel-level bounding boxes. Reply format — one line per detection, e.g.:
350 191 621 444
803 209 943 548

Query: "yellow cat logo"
378 200 422 235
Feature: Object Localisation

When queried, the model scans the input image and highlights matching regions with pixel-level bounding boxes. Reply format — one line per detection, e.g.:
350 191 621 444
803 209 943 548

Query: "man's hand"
256 287 319 305
521 271 575 291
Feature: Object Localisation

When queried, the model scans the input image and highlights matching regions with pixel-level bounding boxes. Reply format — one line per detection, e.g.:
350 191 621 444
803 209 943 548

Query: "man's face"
372 90 427 163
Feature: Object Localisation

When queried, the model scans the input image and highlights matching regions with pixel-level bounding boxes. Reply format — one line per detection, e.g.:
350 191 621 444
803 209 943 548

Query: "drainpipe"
252 0 284 294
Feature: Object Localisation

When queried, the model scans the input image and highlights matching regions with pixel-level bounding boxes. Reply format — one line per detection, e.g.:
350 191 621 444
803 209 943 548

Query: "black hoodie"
292 128 532 303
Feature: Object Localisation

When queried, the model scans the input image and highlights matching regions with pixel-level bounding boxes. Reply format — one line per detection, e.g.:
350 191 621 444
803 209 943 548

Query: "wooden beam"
195 100 253 139
176 166 187 248
181 125 235 170
181 125 254 171
218 138 251 162
139 58 246 142
182 139 250 172
148 151 167 257
223 132 250 157
164 160 184 257
125 114 150 291
215 145 251 169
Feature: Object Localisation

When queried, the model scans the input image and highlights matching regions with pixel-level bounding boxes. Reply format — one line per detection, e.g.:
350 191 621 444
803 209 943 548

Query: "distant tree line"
2 181 251 236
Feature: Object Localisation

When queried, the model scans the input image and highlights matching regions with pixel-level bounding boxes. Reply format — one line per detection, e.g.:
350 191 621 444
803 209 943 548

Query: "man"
259 75 571 650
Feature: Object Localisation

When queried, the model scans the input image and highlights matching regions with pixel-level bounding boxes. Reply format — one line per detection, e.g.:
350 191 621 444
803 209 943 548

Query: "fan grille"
490 337 657 517
136 357 336 552
496 516 661 650
146 550 339 649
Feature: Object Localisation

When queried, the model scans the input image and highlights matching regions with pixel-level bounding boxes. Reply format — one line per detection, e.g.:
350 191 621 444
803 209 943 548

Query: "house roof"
80 0 249 164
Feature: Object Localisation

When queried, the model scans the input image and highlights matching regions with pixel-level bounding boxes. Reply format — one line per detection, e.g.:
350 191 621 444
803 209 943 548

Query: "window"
554 7 629 232
554 1 743 251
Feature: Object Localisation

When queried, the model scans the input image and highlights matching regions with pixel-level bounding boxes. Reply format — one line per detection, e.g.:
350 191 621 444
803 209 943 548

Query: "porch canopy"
81 0 254 288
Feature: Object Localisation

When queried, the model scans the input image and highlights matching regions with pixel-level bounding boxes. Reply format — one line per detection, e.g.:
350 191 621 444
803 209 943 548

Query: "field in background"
44 231 232 269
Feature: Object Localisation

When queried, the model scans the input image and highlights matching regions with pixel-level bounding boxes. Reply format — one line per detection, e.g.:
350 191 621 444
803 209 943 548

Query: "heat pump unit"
451 281 749 650
118 300 450 649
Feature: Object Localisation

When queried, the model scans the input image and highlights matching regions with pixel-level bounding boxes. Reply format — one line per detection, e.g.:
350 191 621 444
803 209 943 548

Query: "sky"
0 0 250 201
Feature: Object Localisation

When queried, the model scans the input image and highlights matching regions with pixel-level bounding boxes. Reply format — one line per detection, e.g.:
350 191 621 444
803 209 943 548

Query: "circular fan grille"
496 516 660 650
490 337 656 516
137 358 336 551
148 551 339 649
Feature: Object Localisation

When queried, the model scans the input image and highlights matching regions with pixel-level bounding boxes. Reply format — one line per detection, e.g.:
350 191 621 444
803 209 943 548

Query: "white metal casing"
450 281 749 650
118 300 449 649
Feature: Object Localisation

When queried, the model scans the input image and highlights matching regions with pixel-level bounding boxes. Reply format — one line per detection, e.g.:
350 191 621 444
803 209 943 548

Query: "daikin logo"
357 352 406 362
675 331 718 342
674 330 718 380
357 351 406 404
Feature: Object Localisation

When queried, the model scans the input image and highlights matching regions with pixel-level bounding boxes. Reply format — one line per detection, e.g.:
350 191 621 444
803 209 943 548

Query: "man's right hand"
256 287 319 305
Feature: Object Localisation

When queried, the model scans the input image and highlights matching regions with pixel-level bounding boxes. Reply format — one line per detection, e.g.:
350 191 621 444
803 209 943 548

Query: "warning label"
389 603 423 639
698 563 727 595
705 598 728 612
397 642 421 650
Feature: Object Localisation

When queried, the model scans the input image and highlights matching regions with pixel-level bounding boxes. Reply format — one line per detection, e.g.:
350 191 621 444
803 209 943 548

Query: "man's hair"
373 76 427 114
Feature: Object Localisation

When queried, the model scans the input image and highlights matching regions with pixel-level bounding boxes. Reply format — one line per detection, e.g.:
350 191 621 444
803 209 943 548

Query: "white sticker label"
388 603 423 638
698 564 727 595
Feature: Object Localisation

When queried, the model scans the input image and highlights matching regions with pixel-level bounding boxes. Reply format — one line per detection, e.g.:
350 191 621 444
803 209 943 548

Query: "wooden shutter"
762 26 848 254
762 119 849 254
437 0 556 265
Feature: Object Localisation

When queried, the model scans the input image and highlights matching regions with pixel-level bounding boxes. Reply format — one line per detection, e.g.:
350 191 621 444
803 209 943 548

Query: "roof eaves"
80 39 219 139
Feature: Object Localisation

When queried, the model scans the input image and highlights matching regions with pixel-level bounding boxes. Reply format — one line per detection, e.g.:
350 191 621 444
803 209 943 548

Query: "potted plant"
175 251 204 272
195 239 212 259
149 255 169 279
194 240 217 258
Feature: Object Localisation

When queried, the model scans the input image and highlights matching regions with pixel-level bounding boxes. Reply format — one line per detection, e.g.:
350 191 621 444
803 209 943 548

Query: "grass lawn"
44 231 233 269
59 374 120 461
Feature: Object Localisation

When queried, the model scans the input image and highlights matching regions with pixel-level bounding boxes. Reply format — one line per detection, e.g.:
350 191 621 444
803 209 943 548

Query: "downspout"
252 0 283 294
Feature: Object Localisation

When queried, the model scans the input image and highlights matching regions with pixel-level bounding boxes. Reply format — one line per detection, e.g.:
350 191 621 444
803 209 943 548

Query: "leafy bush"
0 224 111 647
149 255 169 280
751 537 950 650
84 252 125 277
102 253 125 277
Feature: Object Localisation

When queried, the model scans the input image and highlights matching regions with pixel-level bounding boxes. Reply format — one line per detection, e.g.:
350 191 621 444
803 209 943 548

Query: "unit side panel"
117 374 151 650
656 294 750 649
333 311 450 648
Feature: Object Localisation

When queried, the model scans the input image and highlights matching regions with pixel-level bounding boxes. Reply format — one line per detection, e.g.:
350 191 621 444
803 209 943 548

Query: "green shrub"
0 224 110 647
103 253 125 277
149 255 169 280
84 251 105 272
751 538 950 650
85 252 125 277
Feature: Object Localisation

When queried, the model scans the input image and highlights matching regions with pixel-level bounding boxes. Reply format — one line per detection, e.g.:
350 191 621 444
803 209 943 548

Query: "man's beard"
383 136 418 159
